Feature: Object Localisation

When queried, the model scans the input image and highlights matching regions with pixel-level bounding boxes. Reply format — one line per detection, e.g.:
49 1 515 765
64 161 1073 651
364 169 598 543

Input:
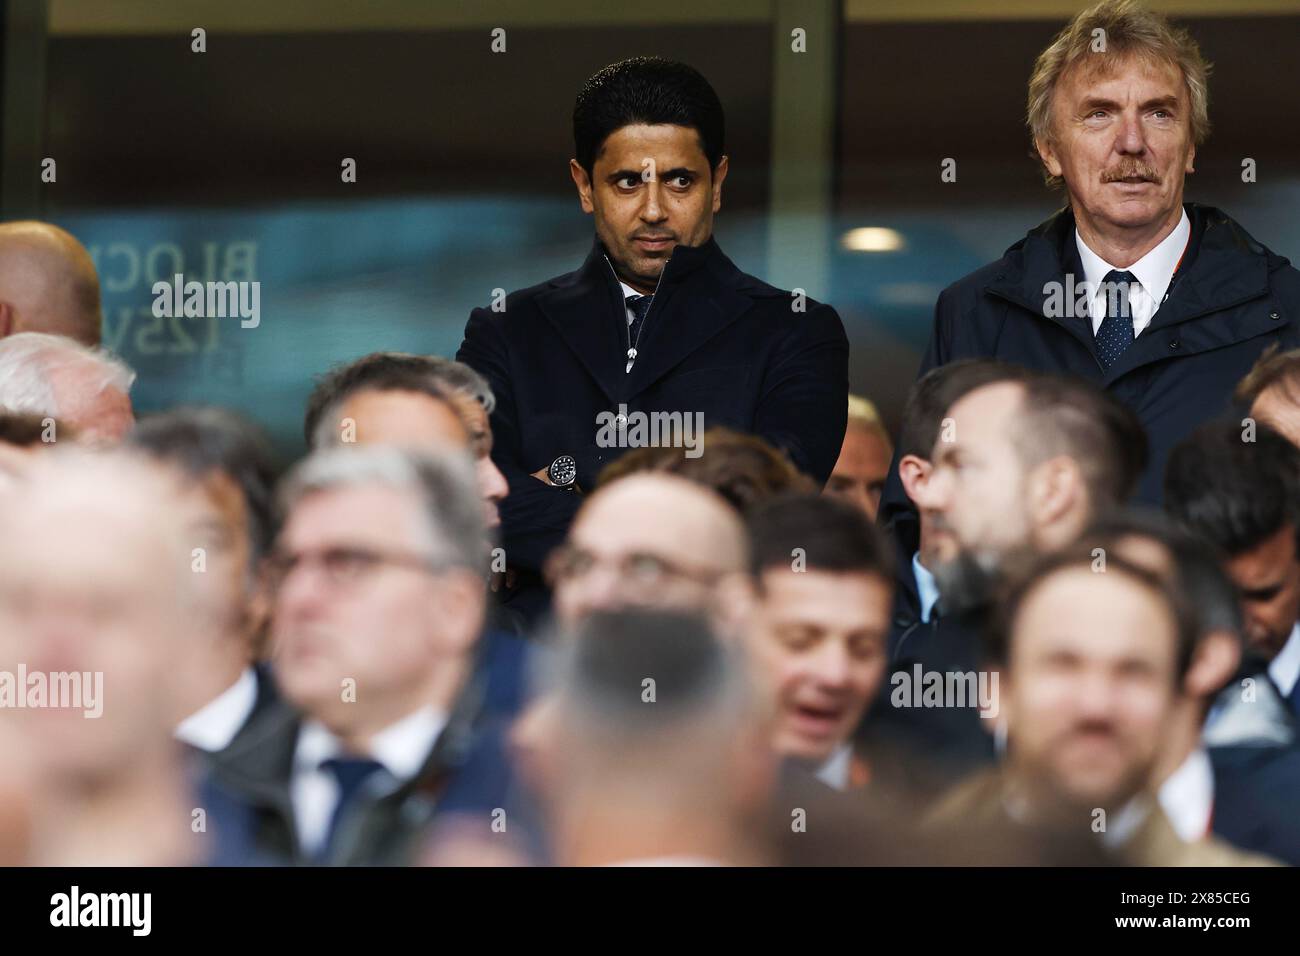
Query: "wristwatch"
547 454 579 491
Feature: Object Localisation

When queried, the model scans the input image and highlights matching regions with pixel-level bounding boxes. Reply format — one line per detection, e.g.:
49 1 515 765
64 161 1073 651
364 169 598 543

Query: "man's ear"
898 454 930 506
1035 136 1063 179
1185 141 1196 175
569 159 595 214
1026 456 1082 541
711 155 729 214
1184 630 1241 699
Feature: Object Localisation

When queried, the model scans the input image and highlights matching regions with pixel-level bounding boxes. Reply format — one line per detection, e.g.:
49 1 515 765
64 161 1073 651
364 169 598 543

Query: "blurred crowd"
0 220 1297 866
2 0 1300 867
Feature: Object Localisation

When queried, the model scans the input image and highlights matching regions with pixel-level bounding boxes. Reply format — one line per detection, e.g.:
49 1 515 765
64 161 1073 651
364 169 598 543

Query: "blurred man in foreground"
209 447 503 865
930 546 1275 866
0 449 250 864
130 407 280 753
545 471 748 631
533 609 776 866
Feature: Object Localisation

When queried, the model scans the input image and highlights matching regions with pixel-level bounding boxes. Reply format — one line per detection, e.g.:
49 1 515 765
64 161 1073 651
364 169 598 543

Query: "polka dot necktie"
1094 269 1138 370
626 294 653 351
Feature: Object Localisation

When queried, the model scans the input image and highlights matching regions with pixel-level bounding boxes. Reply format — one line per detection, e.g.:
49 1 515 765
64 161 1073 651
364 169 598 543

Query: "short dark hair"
1164 419 1300 558
899 359 1027 460
573 57 725 176
129 406 278 564
1235 342 1300 410
303 352 492 449
745 493 894 584
990 544 1200 679
1010 373 1147 507
1084 507 1244 643
595 427 814 512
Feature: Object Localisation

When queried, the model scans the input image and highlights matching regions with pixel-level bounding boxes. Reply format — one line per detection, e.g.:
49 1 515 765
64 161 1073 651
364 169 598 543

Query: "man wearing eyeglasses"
544 471 749 631
207 445 508 866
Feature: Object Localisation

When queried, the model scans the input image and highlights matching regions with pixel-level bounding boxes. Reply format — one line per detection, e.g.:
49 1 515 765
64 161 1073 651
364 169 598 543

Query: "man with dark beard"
875 372 1146 796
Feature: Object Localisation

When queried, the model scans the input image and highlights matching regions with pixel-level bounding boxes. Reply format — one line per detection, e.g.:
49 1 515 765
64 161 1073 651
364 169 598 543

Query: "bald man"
543 472 749 630
0 222 102 346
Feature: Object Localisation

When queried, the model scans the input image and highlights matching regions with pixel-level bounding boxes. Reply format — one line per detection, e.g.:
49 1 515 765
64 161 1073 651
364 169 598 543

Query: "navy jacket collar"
984 202 1280 381
535 235 755 403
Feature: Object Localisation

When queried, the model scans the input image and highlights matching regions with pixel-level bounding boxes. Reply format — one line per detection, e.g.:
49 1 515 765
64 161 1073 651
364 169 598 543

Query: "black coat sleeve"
754 301 850 487
457 307 582 573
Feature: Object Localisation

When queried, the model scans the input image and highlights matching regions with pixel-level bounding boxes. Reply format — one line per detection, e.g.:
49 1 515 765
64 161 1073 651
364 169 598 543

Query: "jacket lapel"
535 240 627 405
623 238 752 397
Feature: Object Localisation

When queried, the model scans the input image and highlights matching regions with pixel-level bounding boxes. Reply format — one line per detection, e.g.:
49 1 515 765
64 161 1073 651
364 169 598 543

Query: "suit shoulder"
938 257 1011 312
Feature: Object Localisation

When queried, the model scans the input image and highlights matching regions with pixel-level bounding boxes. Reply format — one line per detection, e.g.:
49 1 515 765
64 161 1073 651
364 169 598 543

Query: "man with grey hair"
207 445 506 865
878 0 1300 537
0 221 102 346
304 351 508 530
0 332 135 444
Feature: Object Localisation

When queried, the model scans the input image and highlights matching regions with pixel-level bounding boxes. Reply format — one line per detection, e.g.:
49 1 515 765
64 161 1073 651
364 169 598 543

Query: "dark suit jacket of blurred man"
458 235 849 615
879 203 1300 538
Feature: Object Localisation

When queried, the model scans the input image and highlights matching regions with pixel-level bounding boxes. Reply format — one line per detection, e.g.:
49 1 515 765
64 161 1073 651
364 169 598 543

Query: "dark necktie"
1094 269 1138 369
318 755 385 862
626 294 654 357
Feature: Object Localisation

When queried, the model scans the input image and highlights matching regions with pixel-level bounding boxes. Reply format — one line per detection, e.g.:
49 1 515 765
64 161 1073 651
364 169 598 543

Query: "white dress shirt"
174 667 258 753
1158 746 1215 842
618 280 641 326
814 742 853 790
912 552 940 625
1076 208 1191 338
1269 622 1300 699
291 705 447 856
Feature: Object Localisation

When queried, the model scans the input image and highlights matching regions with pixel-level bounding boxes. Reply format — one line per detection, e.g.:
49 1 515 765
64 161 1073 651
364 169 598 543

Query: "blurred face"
1250 387 1300 450
0 486 185 783
549 478 743 629
570 124 728 294
447 395 508 530
172 469 254 639
335 389 505 529
748 568 891 763
1223 525 1300 660
1006 568 1180 810
1038 54 1194 237
0 442 36 491
48 366 133 444
824 425 892 522
333 388 467 450
272 483 478 729
915 383 1030 569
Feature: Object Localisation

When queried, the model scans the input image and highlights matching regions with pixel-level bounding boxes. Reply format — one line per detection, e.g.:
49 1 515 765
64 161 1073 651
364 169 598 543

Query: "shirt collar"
294 705 447 782
1075 207 1191 307
174 667 258 753
912 552 940 624
814 742 853 790
1269 622 1300 698
1157 746 1214 842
